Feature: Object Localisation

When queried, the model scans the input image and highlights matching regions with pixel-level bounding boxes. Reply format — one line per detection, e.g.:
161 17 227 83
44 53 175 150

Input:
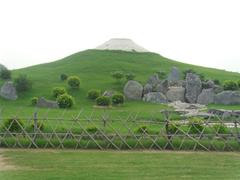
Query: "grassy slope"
0 49 240 116
0 150 240 180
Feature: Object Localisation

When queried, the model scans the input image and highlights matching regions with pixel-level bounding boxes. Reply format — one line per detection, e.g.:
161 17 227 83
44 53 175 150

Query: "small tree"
125 73 136 81
14 74 32 92
0 69 11 80
52 87 67 98
96 96 111 106
111 71 124 82
223 80 238 91
60 74 68 81
31 97 39 106
57 94 75 108
67 76 80 89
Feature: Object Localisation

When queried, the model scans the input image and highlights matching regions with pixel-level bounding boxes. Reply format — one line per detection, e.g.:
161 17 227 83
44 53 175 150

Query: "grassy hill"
0 49 240 116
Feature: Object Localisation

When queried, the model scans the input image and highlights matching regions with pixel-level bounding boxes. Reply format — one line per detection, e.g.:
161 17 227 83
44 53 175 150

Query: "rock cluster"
123 66 240 105
36 97 59 108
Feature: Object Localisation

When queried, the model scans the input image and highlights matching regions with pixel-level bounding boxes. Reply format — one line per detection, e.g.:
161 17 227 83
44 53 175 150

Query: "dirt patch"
0 154 17 171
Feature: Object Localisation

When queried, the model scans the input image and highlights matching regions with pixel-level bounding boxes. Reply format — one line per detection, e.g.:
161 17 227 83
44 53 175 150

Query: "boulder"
147 74 160 88
197 88 215 105
143 92 167 104
167 66 180 82
169 80 186 87
143 83 153 94
166 87 185 102
155 80 169 94
0 81 18 100
123 80 143 100
185 73 202 103
36 97 59 108
214 91 240 105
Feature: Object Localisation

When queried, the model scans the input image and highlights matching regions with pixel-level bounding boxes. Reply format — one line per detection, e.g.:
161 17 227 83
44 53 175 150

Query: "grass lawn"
0 149 240 180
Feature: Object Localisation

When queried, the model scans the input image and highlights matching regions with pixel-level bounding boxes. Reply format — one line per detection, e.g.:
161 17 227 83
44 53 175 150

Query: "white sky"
0 0 240 72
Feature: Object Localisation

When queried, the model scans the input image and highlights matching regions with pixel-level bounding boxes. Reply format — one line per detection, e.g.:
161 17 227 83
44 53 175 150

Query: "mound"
95 38 149 52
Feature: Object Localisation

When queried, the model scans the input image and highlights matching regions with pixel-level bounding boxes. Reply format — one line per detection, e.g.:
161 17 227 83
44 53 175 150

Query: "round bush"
125 73 136 81
60 74 68 81
167 122 181 134
52 87 67 98
96 96 111 106
4 118 24 132
0 69 11 80
188 118 204 134
67 76 80 89
14 74 32 92
112 93 124 105
111 71 124 82
87 89 100 100
86 126 99 134
223 80 238 90
31 97 39 106
57 94 74 108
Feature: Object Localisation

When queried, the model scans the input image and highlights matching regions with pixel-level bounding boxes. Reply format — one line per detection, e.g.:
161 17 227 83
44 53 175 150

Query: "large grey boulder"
0 81 17 100
155 80 169 94
214 91 240 105
185 73 202 103
166 87 185 102
167 67 180 82
124 80 143 100
143 92 167 104
197 88 215 105
143 83 153 94
37 97 59 108
147 74 160 88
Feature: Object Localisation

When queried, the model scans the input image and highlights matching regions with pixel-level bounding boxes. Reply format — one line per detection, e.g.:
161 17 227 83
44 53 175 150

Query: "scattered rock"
166 87 185 102
102 90 114 97
167 66 180 82
185 73 202 103
208 109 240 118
197 88 215 105
147 74 160 88
36 97 59 108
155 80 169 94
143 83 153 94
124 80 143 100
0 81 17 100
214 91 240 105
143 92 167 104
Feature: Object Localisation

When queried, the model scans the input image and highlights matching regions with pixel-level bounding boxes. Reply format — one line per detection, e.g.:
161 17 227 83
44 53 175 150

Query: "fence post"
34 112 38 133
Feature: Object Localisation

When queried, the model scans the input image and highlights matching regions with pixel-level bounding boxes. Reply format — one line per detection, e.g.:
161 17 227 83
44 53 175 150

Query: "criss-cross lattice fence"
0 109 239 151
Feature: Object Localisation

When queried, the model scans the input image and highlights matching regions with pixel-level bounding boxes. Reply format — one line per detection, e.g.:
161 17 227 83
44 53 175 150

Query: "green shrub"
213 124 228 134
188 118 204 134
135 125 148 134
31 97 38 106
167 122 181 134
96 96 111 106
86 126 99 134
0 69 11 80
4 118 24 132
14 74 32 92
112 93 124 105
157 70 166 79
125 73 136 81
87 89 101 100
237 80 240 88
223 80 238 90
213 79 221 85
57 94 74 108
67 76 80 89
60 74 68 81
52 87 67 98
30 121 45 131
111 71 124 82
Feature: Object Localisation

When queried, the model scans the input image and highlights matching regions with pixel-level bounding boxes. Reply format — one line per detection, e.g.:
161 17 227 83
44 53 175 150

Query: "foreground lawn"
0 150 240 180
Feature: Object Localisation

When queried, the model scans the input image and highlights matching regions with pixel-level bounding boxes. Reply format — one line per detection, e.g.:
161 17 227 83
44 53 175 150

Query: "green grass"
0 150 240 180
0 49 239 117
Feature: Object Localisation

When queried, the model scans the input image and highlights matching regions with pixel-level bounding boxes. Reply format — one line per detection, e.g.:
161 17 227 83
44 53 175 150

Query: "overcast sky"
0 0 240 72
